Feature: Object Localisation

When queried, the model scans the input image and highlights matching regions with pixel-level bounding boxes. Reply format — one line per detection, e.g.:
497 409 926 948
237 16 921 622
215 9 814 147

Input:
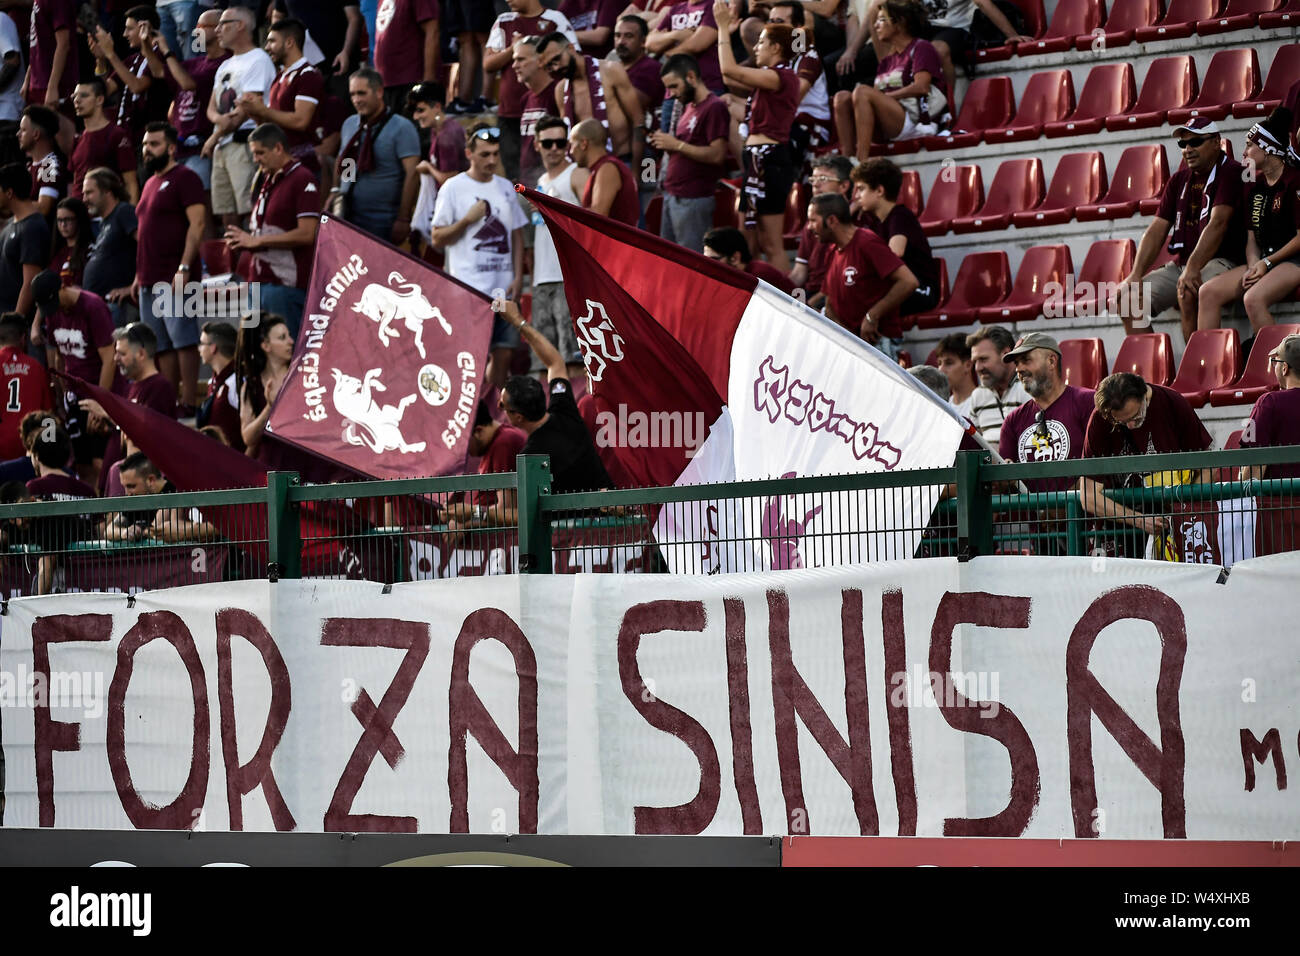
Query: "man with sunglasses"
431 123 528 391
1115 118 1247 341
1240 334 1300 555
790 154 853 307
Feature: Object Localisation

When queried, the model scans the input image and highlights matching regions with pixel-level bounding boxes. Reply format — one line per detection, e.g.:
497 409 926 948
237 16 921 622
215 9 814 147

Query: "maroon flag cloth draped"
266 216 494 479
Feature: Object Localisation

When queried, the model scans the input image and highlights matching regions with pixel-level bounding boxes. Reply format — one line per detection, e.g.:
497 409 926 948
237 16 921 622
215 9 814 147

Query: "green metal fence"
2 445 1298 597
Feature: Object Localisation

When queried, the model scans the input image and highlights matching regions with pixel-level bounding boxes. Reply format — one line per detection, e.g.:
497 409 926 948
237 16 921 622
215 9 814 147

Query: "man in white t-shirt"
431 123 528 390
0 11 23 123
529 114 587 379
204 6 277 228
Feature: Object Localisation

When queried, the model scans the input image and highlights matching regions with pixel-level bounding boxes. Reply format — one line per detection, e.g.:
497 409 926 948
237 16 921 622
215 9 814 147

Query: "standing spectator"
430 124 528 390
0 163 50 321
615 15 666 120
162 8 230 191
997 332 1095 493
561 0 623 59
337 67 421 246
1240 334 1300 555
314 93 348 194
512 36 559 189
409 82 468 253
270 0 365 90
48 197 91 286
651 54 729 254
530 114 588 381
81 168 138 324
20 104 66 218
539 32 645 175
444 1 495 116
205 6 277 231
568 118 639 226
373 0 440 114
237 313 293 460
790 154 853 306
240 19 324 174
90 7 169 144
0 9 22 123
766 2 833 156
965 325 1028 446
703 225 797 294
225 123 322 338
155 0 202 62
196 321 243 452
716 9 800 273
135 122 206 413
484 0 577 182
832 0 948 164
69 78 138 203
852 156 940 318
1115 118 1247 339
809 191 917 358
647 0 723 95
935 331 974 415
0 312 53 462
1196 110 1300 336
24 0 76 112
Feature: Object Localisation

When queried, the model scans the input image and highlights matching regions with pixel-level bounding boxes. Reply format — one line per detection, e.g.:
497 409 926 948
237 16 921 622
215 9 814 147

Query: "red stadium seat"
918 164 983 236
976 244 1073 323
1104 56 1198 131
899 170 924 217
645 194 663 235
1231 44 1300 117
1166 48 1261 124
913 252 1010 329
984 70 1075 143
1135 0 1220 40
1114 333 1176 385
1208 323 1300 405
1023 0 1105 54
1197 0 1280 33
975 0 1047 62
1060 338 1109 389
1259 0 1300 24
919 77 1014 150
1075 145 1169 221
1044 63 1136 138
1012 152 1108 227
951 158 1045 233
1170 328 1241 407
1075 0 1163 50
200 239 232 276
1063 239 1136 318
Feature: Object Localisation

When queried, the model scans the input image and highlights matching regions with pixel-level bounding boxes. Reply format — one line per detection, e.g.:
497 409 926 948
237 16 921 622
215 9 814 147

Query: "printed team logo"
761 472 823 570
574 299 626 383
1018 419 1071 463
417 363 452 406
331 368 427 455
843 266 857 286
352 270 453 360
376 0 395 32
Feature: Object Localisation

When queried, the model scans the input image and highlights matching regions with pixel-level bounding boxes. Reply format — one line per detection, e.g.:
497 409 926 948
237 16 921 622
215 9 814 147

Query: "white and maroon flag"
266 216 493 479
523 185 968 569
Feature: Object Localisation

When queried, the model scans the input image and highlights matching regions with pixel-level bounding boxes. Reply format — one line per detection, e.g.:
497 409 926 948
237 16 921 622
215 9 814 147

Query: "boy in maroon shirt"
69 79 139 202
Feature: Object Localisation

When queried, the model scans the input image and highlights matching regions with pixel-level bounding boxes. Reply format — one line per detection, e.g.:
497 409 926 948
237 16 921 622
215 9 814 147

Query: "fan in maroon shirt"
570 119 639 226
0 313 54 461
702 226 796 295
240 20 325 169
69 79 139 202
1240 334 1300 555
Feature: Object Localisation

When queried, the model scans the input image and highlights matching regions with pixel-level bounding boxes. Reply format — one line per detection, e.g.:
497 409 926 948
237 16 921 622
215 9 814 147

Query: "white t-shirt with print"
213 47 277 144
431 172 528 298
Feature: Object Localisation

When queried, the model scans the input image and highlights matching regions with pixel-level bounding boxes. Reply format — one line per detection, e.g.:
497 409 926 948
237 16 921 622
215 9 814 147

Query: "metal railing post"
955 450 993 560
266 471 302 580
1066 492 1084 556
516 455 553 573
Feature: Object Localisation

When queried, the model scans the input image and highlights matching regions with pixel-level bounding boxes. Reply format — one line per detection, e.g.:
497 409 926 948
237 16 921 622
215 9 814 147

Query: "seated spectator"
69 78 139 203
538 31 645 175
0 409 61 485
832 1 948 164
90 6 170 144
908 362 948 399
239 18 325 174
1197 109 1300 337
26 421 96 594
765 2 832 156
337 67 421 247
791 154 854 306
935 331 974 415
852 156 940 318
408 82 468 257
716 9 800 273
808 192 917 359
81 168 139 325
1115 118 1247 340
531 114 588 381
703 225 797 294
162 8 230 191
568 118 640 226
496 298 613 494
237 313 294 460
48 198 92 287
965 325 1029 446
444 399 527 528
107 450 216 543
196 321 243 453
20 105 67 219
0 312 54 462
0 162 50 321
1240 333 1300 556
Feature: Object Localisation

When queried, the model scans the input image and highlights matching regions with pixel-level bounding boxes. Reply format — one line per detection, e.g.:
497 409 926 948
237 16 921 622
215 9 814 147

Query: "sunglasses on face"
1176 135 1210 149
472 127 502 143
538 138 567 150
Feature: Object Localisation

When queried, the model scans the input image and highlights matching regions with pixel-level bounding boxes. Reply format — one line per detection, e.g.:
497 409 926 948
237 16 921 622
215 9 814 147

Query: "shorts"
211 140 258 216
900 282 941 317
139 280 200 352
491 313 521 351
1145 257 1237 317
443 0 495 34
920 25 971 60
529 282 581 371
741 141 798 226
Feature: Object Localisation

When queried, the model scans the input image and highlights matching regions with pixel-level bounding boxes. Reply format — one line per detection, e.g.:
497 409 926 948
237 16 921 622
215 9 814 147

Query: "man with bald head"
567 118 638 226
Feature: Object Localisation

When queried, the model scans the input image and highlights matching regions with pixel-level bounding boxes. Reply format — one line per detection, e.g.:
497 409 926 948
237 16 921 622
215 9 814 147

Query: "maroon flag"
266 216 494 479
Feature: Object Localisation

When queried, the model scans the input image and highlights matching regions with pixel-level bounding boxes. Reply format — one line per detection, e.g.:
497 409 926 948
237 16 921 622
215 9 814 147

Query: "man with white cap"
1113 117 1248 341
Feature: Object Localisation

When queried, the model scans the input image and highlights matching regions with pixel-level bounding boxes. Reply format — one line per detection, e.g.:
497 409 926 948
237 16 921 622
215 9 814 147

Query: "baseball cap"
1002 331 1061 362
1173 117 1220 138
30 270 62 317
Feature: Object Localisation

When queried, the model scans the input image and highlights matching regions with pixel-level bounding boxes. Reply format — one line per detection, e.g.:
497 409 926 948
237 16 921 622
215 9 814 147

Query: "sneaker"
469 96 496 114
445 97 474 115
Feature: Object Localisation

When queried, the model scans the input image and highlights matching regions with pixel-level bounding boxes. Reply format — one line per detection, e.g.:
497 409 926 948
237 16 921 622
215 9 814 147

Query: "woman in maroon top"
236 314 294 461
1197 108 1300 335
48 197 92 287
715 4 800 273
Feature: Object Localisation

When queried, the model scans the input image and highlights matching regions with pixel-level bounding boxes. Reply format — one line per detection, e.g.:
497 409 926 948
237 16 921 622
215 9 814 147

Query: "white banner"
2 555 1297 838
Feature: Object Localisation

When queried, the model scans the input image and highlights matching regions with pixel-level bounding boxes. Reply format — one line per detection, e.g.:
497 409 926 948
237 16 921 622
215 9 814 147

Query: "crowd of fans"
0 0 1298 572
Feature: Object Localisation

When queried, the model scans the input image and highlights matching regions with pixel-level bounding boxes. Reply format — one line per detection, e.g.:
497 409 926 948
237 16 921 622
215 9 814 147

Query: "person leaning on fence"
196 321 243 452
443 399 527 530
965 325 1028 446
1079 371 1213 560
1239 333 1300 556
26 420 96 595
106 450 216 544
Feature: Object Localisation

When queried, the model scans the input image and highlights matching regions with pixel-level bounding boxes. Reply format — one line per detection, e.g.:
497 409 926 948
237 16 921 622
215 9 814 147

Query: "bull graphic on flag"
352 270 454 360
331 368 426 455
